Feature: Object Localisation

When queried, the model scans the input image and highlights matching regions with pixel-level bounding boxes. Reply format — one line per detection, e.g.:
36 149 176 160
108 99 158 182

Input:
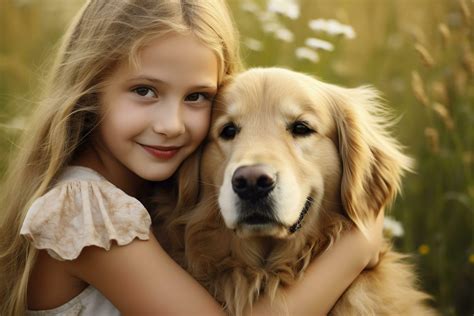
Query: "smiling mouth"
140 144 181 159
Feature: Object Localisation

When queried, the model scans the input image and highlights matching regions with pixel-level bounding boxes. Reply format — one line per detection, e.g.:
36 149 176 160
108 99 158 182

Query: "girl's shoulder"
20 166 152 261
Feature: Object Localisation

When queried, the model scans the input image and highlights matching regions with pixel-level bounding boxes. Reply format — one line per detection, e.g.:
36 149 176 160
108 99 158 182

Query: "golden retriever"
169 68 436 315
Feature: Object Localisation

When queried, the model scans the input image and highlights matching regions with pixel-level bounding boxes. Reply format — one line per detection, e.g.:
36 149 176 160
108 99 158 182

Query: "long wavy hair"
0 0 242 314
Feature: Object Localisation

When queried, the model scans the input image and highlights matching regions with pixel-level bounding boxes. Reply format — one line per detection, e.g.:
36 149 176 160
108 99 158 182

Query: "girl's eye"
185 92 210 102
132 86 156 98
289 121 315 137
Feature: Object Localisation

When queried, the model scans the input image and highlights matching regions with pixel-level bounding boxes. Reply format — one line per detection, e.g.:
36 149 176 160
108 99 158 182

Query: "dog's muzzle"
232 164 277 227
231 164 314 236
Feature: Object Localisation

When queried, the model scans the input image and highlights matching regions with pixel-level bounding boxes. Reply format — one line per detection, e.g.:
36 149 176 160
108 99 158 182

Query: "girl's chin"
139 171 176 182
134 165 180 182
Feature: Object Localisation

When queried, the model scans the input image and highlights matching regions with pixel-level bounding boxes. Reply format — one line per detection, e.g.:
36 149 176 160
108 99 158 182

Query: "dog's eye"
220 122 239 140
290 121 315 137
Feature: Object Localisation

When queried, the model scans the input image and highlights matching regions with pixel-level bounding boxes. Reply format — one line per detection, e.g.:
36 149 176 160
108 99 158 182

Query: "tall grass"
405 1 473 312
0 0 472 314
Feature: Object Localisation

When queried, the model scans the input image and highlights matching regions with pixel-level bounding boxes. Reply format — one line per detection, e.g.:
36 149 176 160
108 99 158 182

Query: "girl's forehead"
114 34 219 88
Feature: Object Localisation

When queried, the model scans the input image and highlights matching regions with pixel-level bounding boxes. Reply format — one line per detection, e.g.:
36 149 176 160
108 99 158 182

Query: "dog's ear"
330 86 413 233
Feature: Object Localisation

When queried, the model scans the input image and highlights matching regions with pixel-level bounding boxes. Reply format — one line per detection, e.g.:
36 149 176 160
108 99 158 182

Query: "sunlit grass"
1 0 472 314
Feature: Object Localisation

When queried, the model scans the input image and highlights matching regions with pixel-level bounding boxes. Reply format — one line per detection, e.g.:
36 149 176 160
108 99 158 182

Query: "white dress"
20 166 152 315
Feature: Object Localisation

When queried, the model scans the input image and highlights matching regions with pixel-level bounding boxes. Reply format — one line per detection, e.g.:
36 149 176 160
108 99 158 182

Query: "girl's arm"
250 210 385 316
63 210 383 315
64 234 225 316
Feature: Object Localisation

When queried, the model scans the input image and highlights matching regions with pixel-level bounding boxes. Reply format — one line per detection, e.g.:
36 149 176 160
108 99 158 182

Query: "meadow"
0 0 472 314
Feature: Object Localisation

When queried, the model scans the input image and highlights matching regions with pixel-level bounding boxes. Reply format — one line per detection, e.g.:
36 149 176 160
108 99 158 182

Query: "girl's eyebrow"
127 76 217 90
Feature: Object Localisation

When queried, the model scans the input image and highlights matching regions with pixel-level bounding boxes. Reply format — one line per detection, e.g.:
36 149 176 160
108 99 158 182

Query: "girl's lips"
141 144 180 160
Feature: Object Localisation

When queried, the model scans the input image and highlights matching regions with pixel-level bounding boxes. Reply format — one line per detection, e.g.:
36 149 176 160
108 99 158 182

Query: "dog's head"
201 68 412 239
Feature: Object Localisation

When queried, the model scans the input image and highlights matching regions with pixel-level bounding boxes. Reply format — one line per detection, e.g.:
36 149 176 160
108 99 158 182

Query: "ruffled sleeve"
20 178 152 261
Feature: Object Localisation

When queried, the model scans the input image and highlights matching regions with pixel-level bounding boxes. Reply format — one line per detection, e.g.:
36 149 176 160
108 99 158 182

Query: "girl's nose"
152 100 185 137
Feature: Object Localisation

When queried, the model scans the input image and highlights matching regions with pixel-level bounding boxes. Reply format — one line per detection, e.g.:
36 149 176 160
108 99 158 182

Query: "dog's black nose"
232 165 276 200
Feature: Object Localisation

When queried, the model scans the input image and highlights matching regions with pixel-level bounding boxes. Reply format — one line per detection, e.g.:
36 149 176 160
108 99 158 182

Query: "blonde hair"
0 0 242 314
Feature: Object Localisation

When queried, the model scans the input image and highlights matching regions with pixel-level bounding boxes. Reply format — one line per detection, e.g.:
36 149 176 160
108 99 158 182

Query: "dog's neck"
231 235 293 267
255 236 278 259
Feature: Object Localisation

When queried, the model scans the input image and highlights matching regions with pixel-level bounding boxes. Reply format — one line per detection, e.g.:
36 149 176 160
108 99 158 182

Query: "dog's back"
332 245 436 315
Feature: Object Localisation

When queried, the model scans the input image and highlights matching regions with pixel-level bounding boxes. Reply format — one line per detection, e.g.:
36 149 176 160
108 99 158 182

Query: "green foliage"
1 0 472 314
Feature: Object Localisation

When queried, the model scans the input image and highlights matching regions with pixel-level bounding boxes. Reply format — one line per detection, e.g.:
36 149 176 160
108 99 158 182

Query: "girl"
0 0 384 315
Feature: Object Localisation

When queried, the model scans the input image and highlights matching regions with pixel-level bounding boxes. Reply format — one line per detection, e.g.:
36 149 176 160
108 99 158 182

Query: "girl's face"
96 33 218 183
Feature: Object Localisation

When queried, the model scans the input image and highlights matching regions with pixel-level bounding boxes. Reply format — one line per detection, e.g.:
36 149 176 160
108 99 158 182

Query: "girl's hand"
365 209 385 269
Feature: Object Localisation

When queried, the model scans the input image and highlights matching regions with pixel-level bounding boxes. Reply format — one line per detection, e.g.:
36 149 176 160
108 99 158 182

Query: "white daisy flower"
308 19 356 39
275 28 294 42
244 38 264 51
383 216 405 237
241 1 260 13
267 0 300 20
305 38 334 51
295 47 319 63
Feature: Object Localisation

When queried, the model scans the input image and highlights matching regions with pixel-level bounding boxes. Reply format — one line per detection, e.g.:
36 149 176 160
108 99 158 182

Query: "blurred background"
0 0 472 314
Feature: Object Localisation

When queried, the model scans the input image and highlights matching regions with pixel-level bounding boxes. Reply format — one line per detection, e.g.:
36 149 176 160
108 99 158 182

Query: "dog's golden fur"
162 68 436 315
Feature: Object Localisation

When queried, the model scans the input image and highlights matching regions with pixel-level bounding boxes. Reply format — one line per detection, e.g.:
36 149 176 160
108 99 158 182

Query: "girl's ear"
330 86 413 233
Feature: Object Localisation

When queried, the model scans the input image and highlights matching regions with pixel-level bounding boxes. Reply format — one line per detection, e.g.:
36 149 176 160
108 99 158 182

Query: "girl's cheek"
101 101 151 135
188 107 212 141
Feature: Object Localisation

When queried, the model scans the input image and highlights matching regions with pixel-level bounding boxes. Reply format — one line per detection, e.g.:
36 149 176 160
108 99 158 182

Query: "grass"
1 0 472 314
